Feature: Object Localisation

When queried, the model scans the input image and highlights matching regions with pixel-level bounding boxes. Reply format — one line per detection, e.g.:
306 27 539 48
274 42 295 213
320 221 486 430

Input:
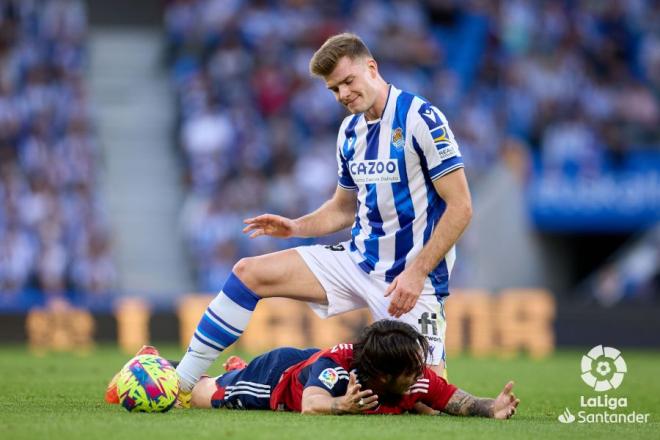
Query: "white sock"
176 273 260 392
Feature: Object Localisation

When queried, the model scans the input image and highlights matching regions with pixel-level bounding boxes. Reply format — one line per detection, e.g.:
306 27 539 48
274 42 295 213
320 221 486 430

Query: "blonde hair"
309 32 372 77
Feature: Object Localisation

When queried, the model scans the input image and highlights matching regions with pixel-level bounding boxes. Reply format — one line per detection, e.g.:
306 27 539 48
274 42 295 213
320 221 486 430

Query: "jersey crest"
391 127 404 148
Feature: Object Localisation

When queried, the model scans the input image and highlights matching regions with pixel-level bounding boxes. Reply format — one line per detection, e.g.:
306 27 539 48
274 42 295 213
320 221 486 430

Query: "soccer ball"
116 354 179 413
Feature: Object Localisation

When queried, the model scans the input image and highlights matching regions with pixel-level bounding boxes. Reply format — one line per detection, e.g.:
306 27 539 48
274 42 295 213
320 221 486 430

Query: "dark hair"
351 320 428 383
309 32 372 77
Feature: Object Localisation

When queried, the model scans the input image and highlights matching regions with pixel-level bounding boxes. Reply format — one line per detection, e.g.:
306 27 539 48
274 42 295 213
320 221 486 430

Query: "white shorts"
295 242 447 365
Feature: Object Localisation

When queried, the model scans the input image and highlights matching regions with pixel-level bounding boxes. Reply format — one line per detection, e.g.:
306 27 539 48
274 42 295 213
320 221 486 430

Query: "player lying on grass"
107 320 519 418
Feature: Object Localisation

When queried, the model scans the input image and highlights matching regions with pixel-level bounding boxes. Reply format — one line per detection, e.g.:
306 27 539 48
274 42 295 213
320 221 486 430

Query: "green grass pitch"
0 345 658 440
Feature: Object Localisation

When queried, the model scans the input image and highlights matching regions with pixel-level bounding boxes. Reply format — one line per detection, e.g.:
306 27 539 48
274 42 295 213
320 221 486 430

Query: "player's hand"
491 381 520 419
384 267 426 318
338 372 378 414
243 214 298 239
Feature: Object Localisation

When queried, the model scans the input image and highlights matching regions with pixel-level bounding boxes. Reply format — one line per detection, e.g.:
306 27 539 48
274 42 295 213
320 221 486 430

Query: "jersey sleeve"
421 368 458 411
303 357 350 397
413 102 464 181
336 117 357 190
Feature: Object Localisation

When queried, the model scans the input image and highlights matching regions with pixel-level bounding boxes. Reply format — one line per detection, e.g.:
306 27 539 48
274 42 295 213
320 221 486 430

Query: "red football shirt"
270 343 457 413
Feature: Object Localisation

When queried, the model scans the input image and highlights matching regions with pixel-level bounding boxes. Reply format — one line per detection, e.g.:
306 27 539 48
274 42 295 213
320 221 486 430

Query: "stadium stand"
0 0 115 308
165 0 659 298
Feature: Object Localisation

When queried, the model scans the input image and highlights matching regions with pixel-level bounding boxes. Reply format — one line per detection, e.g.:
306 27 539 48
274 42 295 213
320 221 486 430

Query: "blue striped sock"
176 273 260 391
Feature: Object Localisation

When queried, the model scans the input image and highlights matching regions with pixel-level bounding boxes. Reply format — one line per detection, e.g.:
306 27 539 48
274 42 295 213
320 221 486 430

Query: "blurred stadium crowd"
165 0 659 293
0 0 115 305
1 0 657 305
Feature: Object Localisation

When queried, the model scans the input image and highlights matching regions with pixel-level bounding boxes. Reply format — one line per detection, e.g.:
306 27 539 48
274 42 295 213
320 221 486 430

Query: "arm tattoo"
444 389 494 417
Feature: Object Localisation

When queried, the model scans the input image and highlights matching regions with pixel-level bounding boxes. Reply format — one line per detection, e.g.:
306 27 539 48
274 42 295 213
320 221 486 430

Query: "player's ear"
366 58 378 78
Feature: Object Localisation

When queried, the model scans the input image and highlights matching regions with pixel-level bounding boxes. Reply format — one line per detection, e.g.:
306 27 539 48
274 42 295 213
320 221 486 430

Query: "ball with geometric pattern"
116 354 179 413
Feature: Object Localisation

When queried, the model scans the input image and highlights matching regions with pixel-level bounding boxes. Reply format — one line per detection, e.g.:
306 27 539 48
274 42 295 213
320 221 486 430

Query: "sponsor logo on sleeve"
433 126 448 143
419 104 441 127
319 368 339 389
437 145 458 161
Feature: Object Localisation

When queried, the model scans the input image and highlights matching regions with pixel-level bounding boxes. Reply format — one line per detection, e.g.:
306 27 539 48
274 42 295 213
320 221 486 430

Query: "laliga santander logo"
580 345 627 392
558 408 576 424
558 345 649 424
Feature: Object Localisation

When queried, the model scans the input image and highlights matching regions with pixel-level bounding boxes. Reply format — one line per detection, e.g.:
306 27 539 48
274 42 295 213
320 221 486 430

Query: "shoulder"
388 91 444 134
391 89 429 118
302 360 350 395
324 343 354 364
338 114 352 132
386 91 440 152
393 89 432 113
308 344 352 370
413 97 450 132
338 114 361 137
303 345 353 390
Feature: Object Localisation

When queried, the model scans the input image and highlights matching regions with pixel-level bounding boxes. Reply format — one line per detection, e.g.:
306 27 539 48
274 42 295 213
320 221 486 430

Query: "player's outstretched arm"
301 372 378 415
443 381 520 419
243 185 357 239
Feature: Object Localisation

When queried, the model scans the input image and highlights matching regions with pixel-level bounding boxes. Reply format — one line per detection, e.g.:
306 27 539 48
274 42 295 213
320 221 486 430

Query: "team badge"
318 368 339 389
391 127 404 149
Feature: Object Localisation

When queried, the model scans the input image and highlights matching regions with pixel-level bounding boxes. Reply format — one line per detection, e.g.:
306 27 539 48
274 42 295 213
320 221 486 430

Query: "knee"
191 377 215 409
232 257 259 290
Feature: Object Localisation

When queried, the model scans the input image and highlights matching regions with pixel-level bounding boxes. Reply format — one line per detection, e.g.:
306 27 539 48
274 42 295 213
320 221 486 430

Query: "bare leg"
232 248 327 302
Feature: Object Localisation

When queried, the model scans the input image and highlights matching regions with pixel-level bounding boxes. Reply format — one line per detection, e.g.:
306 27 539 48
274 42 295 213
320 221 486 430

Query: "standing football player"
175 33 472 406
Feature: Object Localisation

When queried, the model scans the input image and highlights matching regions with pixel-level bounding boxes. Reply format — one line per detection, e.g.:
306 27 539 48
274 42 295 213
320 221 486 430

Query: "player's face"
370 371 421 403
324 56 379 114
388 371 421 395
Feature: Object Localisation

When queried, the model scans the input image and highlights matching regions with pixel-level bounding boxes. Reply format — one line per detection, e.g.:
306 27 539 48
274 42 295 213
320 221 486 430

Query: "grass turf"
0 345 658 440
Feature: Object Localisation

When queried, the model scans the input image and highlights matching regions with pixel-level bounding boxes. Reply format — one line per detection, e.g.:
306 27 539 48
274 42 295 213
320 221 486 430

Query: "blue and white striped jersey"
336 85 464 295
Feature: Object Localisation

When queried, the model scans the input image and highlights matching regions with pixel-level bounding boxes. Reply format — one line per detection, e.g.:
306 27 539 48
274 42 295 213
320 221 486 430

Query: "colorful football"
116 354 179 412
